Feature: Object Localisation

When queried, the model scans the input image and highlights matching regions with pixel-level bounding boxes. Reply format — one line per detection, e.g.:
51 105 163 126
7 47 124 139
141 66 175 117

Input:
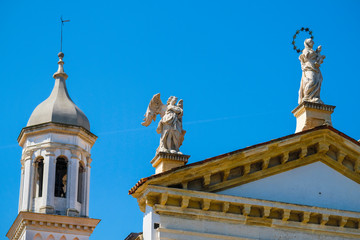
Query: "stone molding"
21 143 89 162
158 228 251 240
292 101 335 115
151 152 190 174
6 212 100 240
142 186 360 238
18 122 97 147
151 152 190 164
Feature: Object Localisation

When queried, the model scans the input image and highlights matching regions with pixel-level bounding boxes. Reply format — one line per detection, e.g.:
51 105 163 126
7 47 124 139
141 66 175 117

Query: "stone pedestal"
151 152 190 174
292 101 335 133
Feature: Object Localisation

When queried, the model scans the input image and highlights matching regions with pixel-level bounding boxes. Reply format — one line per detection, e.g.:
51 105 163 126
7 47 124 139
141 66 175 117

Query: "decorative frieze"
7 212 100 240
151 152 190 174
141 186 360 238
152 152 190 163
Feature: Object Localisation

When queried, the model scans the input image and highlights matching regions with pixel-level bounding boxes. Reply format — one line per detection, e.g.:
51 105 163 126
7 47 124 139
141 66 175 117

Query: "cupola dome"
27 52 90 131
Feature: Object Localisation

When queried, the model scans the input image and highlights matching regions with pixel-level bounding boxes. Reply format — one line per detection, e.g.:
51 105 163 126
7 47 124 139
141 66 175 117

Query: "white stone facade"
152 213 357 240
18 124 96 218
141 186 360 240
7 123 99 240
219 162 360 212
132 127 360 240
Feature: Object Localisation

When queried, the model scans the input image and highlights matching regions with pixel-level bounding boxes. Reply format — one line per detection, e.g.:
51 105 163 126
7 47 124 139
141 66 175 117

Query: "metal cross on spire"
60 16 70 52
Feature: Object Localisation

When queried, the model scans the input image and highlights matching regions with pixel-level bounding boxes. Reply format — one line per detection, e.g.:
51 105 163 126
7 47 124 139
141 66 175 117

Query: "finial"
58 52 64 60
53 52 68 79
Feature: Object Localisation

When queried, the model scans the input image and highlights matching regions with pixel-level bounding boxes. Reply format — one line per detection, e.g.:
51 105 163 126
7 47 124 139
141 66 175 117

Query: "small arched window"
46 235 55 240
55 157 67 198
33 233 43 240
77 163 85 203
34 158 44 197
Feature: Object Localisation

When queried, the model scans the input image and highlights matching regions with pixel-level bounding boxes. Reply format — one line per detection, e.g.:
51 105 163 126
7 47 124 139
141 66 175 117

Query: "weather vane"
292 27 313 53
60 16 70 52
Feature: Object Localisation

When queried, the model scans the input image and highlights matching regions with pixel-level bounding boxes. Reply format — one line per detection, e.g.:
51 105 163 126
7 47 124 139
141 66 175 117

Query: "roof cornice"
129 126 360 196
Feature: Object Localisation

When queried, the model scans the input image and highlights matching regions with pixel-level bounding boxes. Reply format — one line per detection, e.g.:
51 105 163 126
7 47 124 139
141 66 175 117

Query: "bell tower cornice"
18 122 97 148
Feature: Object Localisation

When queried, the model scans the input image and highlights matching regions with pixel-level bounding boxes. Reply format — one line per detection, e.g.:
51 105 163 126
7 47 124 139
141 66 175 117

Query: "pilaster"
84 163 91 217
20 151 34 212
18 165 25 212
40 149 56 214
67 151 80 216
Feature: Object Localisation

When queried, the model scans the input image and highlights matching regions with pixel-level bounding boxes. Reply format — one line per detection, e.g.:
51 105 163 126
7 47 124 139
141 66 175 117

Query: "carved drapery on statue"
142 93 186 154
298 38 326 104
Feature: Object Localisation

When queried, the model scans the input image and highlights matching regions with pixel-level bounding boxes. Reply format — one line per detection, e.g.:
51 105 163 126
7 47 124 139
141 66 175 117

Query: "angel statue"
142 93 186 154
298 38 326 104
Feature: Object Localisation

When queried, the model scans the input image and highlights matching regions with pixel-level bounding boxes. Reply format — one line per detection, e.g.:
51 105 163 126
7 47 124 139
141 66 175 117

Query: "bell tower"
7 53 100 240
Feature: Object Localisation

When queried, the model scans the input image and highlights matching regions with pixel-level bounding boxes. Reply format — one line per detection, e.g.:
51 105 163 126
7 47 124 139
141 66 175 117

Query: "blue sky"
1 0 360 239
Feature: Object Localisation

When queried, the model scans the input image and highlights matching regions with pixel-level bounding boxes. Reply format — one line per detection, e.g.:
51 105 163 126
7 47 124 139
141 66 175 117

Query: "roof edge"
129 125 360 195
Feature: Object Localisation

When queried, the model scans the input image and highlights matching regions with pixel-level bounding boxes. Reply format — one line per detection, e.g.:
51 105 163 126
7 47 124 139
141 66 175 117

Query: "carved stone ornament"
22 149 34 161
298 38 326 104
142 93 186 154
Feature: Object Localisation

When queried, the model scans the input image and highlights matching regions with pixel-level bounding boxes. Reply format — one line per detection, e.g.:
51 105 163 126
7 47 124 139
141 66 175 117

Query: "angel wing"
141 93 166 127
177 99 183 109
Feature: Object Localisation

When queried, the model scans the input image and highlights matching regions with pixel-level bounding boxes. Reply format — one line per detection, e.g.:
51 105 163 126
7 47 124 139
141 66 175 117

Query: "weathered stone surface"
142 93 186 155
151 152 190 174
292 101 335 133
298 39 326 104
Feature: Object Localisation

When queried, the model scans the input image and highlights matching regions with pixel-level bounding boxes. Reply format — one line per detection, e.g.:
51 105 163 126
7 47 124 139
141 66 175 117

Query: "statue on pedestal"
298 38 326 104
142 93 186 154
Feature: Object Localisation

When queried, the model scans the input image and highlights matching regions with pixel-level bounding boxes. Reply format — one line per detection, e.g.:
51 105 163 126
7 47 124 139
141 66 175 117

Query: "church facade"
128 39 360 240
129 124 360 239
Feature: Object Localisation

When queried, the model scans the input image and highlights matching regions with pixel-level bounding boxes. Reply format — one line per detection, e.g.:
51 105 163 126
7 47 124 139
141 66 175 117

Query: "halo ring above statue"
292 27 314 53
142 93 186 155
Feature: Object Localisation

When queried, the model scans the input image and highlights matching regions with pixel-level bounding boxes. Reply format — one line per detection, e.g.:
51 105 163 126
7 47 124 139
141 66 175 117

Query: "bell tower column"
85 159 91 216
40 148 56 214
20 150 34 212
67 152 80 216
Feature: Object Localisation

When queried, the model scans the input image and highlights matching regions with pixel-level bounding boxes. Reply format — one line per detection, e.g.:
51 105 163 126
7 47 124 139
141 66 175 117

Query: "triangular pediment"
131 127 360 205
219 161 360 212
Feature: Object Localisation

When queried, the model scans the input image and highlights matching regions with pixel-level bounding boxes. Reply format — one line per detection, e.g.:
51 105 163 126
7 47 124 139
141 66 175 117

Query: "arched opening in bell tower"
77 162 85 203
55 157 68 198
34 157 44 198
